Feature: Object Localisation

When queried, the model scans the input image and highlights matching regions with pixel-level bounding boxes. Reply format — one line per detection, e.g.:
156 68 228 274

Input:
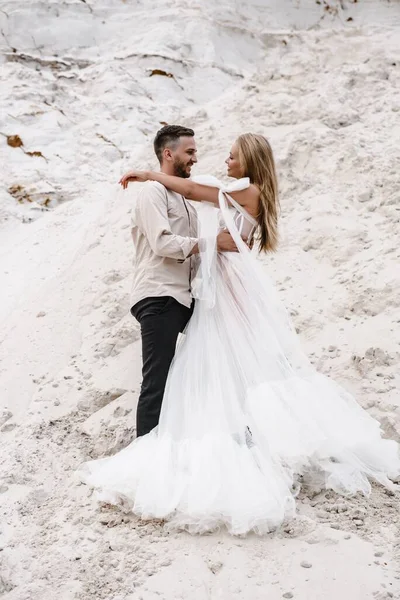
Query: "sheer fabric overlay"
77 177 400 535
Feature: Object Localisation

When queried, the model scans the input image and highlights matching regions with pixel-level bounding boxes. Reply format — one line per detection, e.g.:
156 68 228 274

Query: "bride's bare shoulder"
229 183 259 215
248 183 260 198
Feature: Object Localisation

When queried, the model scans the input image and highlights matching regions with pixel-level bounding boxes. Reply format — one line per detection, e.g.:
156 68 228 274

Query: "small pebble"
350 508 366 519
301 561 312 569
1 423 16 433
36 311 46 317
374 551 384 557
353 519 364 527
316 510 328 519
358 191 371 203
207 560 223 574
0 410 13 426
283 594 294 599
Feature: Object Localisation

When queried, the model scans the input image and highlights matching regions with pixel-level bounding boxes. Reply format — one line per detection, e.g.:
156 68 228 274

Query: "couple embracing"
78 125 399 535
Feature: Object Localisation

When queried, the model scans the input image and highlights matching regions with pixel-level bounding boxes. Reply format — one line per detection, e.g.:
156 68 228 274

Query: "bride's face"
225 143 243 179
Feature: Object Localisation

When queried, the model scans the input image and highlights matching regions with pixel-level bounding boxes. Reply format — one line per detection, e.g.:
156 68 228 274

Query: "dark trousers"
131 296 194 437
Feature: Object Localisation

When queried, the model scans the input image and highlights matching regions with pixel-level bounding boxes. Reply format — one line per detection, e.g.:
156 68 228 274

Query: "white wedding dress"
77 177 400 535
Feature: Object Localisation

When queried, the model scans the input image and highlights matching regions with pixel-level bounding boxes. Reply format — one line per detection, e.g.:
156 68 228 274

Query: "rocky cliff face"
1 0 399 218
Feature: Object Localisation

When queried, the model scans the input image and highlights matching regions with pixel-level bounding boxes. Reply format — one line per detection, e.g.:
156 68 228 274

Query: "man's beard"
173 159 191 178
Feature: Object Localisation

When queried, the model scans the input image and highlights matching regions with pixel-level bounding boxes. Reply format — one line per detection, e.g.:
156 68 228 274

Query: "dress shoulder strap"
224 193 258 227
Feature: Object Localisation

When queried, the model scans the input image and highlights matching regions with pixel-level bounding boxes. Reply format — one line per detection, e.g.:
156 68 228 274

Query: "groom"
123 125 238 438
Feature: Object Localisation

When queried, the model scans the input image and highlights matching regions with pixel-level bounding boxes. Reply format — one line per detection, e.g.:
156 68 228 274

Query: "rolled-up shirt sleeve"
136 184 198 260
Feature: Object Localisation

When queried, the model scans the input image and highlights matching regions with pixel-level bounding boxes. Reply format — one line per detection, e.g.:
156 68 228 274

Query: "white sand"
1 0 400 598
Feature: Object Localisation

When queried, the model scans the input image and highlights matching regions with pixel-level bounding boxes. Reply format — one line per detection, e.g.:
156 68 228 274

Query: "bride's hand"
119 170 149 189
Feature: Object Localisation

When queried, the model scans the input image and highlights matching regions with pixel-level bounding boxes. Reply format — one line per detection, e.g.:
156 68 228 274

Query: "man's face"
170 136 198 178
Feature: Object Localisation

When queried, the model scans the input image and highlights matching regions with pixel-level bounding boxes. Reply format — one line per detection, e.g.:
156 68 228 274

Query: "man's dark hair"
153 125 195 163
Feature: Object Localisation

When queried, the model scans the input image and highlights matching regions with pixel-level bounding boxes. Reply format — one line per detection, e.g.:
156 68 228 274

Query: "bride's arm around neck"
145 171 260 215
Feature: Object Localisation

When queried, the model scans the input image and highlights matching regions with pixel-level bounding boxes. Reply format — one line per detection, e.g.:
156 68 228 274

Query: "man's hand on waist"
217 231 244 252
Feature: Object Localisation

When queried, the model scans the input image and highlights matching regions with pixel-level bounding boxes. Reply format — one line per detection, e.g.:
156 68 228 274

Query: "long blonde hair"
236 133 279 252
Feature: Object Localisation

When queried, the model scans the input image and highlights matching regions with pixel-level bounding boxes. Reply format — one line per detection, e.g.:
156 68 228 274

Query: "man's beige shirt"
130 181 199 309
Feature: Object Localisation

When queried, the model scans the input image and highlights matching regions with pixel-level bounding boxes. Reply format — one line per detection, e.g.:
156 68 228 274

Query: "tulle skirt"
77 247 400 535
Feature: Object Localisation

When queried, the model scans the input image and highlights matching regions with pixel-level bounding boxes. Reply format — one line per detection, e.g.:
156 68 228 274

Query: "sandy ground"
1 1 400 598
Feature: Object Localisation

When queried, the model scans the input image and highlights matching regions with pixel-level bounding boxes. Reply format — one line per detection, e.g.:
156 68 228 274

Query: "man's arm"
136 184 198 260
136 183 242 258
188 232 242 256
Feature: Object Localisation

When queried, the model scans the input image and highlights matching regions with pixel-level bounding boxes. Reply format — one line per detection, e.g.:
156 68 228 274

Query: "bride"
77 133 400 535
